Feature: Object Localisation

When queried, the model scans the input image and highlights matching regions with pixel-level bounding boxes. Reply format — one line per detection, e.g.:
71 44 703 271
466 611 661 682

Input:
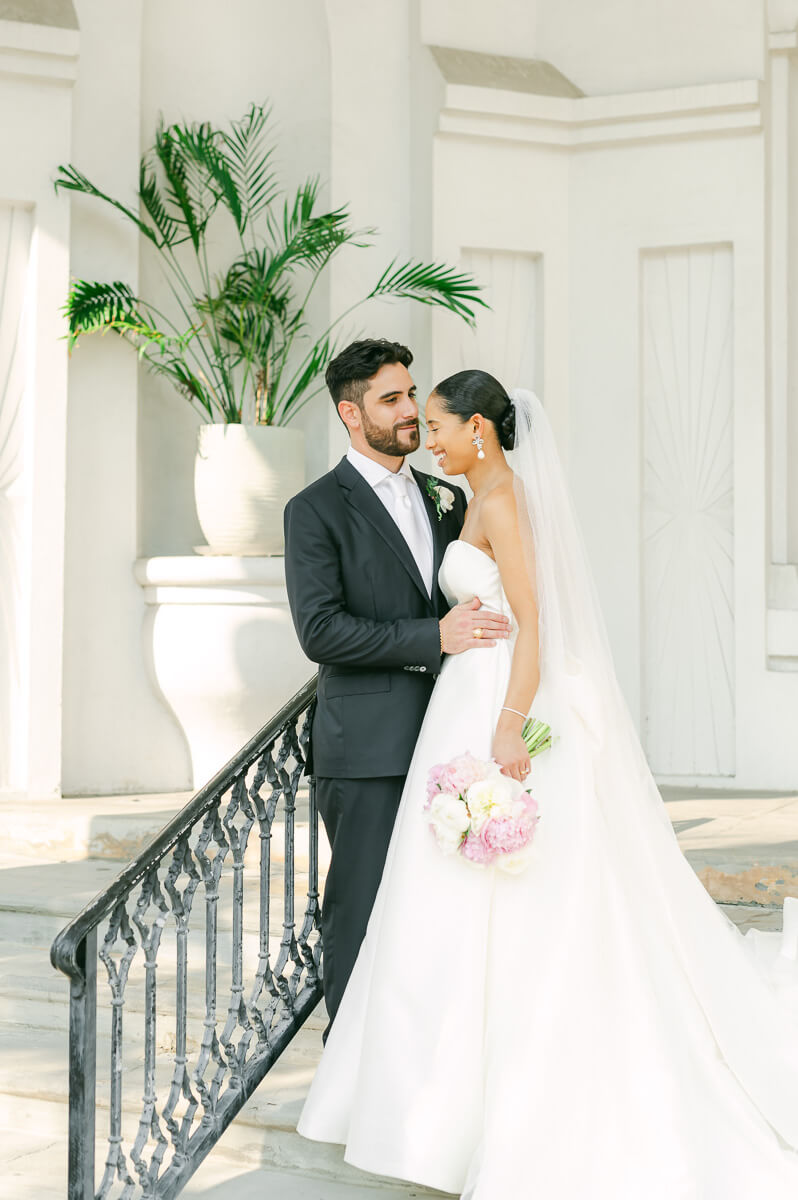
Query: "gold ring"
474 627 483 639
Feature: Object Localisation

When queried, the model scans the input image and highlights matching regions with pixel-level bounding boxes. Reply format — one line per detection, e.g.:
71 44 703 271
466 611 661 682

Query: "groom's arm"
284 494 443 673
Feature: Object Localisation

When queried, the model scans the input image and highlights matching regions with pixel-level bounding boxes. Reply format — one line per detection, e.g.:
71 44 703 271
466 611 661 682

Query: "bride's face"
424 393 476 475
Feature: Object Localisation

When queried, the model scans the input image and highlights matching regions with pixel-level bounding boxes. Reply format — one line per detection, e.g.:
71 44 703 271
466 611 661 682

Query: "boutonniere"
425 477 455 522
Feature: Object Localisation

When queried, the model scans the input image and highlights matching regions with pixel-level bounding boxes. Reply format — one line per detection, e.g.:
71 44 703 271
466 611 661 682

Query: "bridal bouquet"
425 718 553 875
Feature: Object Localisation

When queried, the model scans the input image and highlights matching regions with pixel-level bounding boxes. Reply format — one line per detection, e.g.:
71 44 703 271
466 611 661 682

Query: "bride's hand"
492 720 531 783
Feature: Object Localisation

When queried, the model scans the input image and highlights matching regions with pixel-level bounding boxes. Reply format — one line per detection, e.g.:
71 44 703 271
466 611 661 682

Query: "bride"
298 370 798 1197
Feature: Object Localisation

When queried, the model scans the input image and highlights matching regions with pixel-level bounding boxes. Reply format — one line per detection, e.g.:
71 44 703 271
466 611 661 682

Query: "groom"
284 338 510 1037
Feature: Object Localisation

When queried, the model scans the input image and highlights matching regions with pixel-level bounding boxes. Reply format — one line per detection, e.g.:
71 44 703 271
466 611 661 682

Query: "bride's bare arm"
482 484 541 781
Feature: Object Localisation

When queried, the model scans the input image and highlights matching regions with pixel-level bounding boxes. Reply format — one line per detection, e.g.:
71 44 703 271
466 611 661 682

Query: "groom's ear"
337 399 361 433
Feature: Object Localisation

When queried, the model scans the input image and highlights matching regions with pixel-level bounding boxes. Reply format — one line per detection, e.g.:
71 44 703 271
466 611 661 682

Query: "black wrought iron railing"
50 677 321 1200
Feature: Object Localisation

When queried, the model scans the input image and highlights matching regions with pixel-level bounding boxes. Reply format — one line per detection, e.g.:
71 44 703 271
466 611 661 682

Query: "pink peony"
445 752 490 798
460 829 492 866
425 752 490 808
481 793 538 856
425 763 449 808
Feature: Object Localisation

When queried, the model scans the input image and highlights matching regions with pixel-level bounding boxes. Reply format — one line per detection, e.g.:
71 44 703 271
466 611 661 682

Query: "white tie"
383 472 433 596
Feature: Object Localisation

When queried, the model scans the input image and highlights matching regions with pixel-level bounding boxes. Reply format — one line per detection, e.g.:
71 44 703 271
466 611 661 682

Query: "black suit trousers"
316 774 404 1041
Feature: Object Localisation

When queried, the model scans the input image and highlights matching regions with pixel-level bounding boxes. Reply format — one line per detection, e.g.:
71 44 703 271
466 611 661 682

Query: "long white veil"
509 388 660 805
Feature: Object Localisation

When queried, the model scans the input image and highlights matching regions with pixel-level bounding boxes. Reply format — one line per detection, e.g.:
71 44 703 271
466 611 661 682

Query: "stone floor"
662 787 798 907
1 785 796 1198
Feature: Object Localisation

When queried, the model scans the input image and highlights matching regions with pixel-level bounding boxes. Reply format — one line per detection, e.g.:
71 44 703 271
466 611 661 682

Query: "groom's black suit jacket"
284 456 467 779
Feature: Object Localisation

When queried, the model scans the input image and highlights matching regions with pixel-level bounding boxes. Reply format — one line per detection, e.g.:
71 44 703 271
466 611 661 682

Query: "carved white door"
641 244 735 778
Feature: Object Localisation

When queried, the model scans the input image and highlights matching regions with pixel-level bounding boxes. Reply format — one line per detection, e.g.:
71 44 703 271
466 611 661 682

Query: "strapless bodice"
439 540 510 617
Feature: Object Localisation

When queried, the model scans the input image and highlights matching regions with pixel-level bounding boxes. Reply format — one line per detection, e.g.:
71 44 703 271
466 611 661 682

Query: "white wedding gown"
298 539 798 1198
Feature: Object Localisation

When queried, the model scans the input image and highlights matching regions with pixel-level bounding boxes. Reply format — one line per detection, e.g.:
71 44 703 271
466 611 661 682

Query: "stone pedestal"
134 556 313 788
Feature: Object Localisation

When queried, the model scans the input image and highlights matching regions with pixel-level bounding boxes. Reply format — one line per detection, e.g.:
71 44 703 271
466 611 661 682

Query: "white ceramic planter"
134 556 313 789
194 424 305 555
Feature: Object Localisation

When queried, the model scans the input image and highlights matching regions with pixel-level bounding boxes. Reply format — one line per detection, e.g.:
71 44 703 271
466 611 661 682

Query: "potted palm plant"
57 103 486 553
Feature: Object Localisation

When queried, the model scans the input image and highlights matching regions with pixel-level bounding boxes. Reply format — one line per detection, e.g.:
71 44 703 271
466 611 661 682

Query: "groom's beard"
361 411 420 457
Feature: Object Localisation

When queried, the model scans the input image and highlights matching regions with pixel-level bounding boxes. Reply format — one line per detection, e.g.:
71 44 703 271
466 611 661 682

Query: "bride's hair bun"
432 369 515 453
499 401 516 452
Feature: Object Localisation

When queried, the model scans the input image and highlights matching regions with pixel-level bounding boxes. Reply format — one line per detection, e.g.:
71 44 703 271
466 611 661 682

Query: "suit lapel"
335 458 433 606
412 466 449 598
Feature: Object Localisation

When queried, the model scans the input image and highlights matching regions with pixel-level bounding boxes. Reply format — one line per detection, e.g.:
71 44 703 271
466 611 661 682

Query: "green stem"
269 253 331 404
158 247 226 404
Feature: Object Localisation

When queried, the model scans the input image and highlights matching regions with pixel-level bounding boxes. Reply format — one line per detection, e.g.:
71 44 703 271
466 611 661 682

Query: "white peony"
438 486 455 513
465 772 517 832
428 792 471 854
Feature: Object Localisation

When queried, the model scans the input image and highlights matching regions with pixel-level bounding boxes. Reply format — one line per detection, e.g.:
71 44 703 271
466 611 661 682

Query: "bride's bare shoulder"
482 477 519 529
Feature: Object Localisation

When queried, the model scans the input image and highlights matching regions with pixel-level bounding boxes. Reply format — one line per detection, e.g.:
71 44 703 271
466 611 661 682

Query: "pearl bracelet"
501 705 527 720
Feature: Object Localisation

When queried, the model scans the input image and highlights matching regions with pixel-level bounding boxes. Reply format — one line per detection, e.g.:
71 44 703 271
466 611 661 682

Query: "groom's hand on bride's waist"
439 597 511 654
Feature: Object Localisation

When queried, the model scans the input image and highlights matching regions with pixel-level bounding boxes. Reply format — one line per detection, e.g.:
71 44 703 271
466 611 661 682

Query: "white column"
61 0 191 795
0 15 79 797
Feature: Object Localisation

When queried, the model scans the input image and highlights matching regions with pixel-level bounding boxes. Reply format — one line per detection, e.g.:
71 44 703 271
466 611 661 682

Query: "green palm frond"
172 120 244 232
218 310 277 363
368 259 488 325
153 120 210 250
213 248 293 313
220 102 279 229
202 250 293 371
64 279 166 351
271 178 373 272
139 155 181 248
279 176 319 243
54 166 161 247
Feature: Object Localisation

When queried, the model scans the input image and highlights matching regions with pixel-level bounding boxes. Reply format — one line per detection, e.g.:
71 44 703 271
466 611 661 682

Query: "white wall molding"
440 79 762 149
0 17 78 84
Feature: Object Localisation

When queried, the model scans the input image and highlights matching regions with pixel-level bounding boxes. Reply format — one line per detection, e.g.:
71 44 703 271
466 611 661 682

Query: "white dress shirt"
346 445 434 596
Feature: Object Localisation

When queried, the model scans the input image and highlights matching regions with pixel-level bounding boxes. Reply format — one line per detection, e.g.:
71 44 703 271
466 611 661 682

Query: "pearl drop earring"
472 430 485 459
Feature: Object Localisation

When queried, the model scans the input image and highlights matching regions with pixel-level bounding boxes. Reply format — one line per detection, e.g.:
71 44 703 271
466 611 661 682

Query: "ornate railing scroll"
50 677 321 1200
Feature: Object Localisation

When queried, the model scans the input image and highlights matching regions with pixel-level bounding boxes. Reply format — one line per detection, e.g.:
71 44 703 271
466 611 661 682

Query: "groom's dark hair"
326 338 413 413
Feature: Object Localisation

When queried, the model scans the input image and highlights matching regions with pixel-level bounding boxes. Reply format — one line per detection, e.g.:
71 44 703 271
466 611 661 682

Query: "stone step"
0 853 328 951
0 789 317 865
0 1080 445 1197
0 944 325 1034
4 1124 447 1199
